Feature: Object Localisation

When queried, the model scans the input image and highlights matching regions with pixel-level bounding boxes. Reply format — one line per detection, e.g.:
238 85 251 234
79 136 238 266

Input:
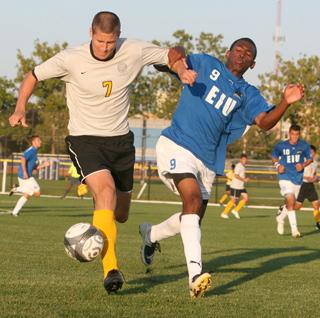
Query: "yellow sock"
219 194 228 204
313 209 320 223
93 209 118 277
234 199 246 212
223 200 234 215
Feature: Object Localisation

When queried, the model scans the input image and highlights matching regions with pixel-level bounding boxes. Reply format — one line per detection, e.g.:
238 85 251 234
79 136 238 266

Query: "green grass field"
0 194 319 318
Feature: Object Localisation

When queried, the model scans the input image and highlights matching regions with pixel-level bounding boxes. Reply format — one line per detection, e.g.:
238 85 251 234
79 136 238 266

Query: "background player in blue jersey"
139 38 305 298
9 135 50 216
272 125 312 238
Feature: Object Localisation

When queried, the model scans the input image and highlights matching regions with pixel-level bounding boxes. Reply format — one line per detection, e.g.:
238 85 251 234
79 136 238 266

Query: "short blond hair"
91 11 121 34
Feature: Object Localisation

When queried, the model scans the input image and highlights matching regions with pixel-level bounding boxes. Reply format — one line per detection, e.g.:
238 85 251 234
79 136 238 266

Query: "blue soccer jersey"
272 139 311 185
162 53 272 173
18 146 39 178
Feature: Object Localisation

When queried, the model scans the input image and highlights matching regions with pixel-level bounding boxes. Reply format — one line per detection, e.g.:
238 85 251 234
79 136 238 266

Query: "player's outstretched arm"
255 83 304 131
9 71 38 128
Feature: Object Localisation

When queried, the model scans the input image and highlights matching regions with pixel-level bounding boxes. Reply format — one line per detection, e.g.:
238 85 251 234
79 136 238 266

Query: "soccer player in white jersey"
273 125 312 238
139 38 305 299
8 11 196 294
295 145 320 229
9 135 49 216
221 154 249 219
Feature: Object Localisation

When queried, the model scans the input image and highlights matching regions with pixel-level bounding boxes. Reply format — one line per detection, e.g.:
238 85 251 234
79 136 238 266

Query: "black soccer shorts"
296 182 319 203
65 131 135 192
230 188 247 198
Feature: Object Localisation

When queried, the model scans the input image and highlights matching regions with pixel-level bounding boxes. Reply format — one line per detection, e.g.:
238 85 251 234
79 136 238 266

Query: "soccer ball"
64 223 105 262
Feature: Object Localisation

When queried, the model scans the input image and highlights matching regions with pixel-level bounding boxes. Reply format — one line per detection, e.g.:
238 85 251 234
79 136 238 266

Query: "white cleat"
231 210 240 219
189 272 212 299
276 216 284 235
292 230 302 238
220 213 229 219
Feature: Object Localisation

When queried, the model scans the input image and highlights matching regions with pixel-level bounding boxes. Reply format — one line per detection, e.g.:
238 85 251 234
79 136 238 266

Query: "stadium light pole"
274 0 285 139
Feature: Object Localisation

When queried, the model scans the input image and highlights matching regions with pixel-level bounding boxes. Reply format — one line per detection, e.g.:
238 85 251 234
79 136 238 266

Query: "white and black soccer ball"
64 223 105 262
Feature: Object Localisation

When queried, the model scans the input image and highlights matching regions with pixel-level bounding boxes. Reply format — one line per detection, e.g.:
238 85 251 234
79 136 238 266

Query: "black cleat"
9 184 18 196
316 222 320 230
103 270 124 294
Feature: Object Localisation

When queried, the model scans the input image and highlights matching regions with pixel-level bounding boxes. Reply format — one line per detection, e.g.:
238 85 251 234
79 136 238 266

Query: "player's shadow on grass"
203 246 320 296
121 270 187 295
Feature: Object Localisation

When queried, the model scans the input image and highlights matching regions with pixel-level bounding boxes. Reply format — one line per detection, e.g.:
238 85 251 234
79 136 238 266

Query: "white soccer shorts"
156 136 216 200
18 177 40 196
279 180 301 198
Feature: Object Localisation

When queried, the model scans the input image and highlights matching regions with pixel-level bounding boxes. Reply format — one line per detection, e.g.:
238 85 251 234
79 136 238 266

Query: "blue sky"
1 0 319 85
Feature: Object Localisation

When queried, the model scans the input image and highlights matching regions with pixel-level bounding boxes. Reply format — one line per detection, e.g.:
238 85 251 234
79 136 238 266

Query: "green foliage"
228 126 278 160
258 55 320 144
15 40 69 153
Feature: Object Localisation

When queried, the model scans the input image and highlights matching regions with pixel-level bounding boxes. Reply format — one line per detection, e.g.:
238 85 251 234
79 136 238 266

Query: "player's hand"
43 161 50 168
283 84 304 105
9 110 28 128
295 163 304 172
244 177 250 182
23 172 29 179
178 68 198 86
278 165 285 174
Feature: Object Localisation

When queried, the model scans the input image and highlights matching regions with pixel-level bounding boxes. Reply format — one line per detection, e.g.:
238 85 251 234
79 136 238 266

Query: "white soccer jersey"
303 161 318 183
34 39 169 136
231 162 246 190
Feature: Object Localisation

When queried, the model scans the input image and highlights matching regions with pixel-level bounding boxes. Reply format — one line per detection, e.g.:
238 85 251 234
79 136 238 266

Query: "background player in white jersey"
9 135 49 216
8 11 195 294
221 154 249 219
139 38 305 298
295 145 320 229
273 125 312 238
219 163 235 205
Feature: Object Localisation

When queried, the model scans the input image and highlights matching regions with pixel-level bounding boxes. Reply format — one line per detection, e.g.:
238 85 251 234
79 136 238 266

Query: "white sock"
180 214 202 285
15 186 23 193
12 196 28 215
150 212 181 242
278 205 288 222
287 210 298 232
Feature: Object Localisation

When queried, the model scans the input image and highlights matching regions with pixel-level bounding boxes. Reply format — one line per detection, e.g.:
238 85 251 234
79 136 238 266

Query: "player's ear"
225 50 230 59
250 61 256 69
89 27 93 38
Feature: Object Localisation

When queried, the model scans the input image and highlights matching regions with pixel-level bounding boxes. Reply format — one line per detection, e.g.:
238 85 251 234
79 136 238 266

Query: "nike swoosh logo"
80 71 87 74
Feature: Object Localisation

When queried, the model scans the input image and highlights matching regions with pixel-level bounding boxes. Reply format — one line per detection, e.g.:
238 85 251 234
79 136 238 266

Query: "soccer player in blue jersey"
139 38 305 299
272 125 312 238
9 135 50 216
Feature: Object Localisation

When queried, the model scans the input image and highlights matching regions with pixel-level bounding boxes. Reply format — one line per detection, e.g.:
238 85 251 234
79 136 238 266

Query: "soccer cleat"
316 222 320 230
103 269 125 294
291 230 302 238
276 215 284 235
189 272 212 299
220 213 229 219
11 212 19 217
8 184 18 196
231 210 240 219
139 222 161 266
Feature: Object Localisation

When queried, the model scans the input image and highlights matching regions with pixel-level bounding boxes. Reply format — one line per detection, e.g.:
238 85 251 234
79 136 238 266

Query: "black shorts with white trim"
65 131 135 192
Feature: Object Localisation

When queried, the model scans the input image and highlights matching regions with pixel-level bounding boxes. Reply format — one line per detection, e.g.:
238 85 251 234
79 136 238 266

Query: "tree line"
1 30 319 158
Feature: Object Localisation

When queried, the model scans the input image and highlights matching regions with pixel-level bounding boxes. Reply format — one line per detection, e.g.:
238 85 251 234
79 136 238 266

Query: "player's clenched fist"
283 83 305 105
9 111 28 128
